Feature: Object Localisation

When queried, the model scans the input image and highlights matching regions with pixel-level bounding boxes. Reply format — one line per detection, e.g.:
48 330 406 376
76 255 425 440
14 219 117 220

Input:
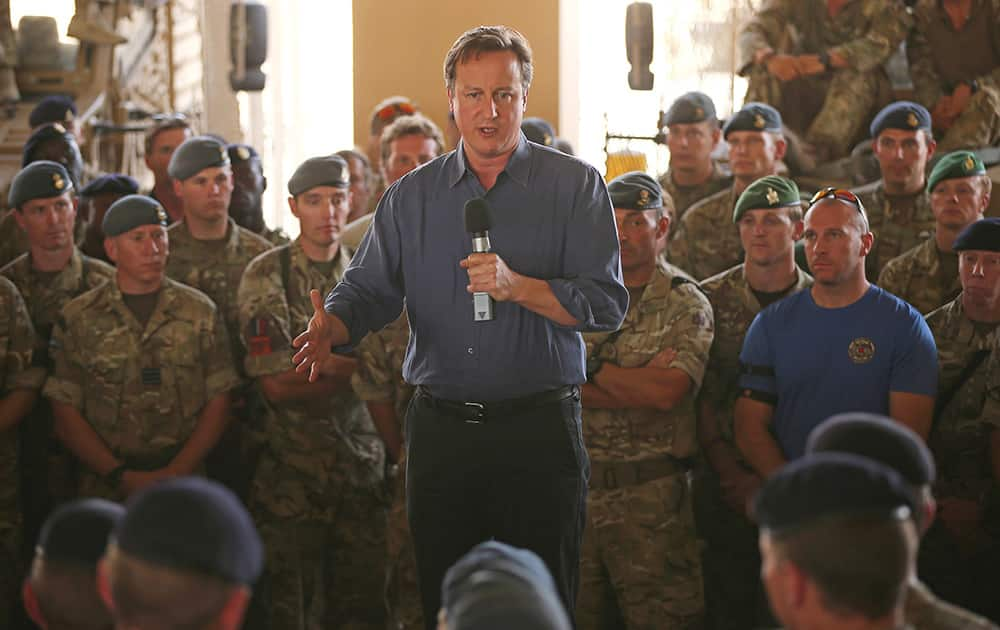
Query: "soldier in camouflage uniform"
739 0 912 160
672 103 793 280
78 174 140 264
657 93 732 230
908 0 1000 152
880 151 991 314
228 143 291 247
922 218 1000 623
0 276 44 629
696 176 810 630
238 155 385 630
577 172 713 629
855 102 939 280
44 195 239 502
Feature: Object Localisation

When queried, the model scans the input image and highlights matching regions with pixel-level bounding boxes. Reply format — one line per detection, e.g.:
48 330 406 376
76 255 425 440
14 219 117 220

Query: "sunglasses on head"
376 102 417 122
808 187 867 215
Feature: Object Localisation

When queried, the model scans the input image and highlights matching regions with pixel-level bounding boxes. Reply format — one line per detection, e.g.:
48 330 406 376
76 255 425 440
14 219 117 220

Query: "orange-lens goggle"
375 102 417 122
808 187 867 215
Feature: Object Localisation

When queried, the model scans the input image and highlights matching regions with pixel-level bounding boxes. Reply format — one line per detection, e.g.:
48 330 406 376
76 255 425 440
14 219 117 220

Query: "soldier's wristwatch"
586 357 604 382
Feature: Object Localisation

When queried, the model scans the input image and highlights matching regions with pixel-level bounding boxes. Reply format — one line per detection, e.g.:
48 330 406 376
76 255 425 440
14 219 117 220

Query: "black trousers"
405 386 589 628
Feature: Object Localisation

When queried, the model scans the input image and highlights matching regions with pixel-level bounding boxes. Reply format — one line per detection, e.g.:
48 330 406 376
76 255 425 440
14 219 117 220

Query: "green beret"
288 155 350 196
869 101 931 139
608 171 662 210
8 160 73 208
661 92 716 126
102 194 169 237
724 102 782 138
733 175 800 223
952 218 1000 252
167 136 230 181
927 150 986 193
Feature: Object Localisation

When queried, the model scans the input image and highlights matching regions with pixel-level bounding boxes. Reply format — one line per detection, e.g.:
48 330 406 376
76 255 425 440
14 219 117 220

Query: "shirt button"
467 347 474 355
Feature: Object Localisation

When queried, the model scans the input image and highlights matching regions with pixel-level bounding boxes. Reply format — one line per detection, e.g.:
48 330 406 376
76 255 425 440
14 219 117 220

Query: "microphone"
464 198 495 322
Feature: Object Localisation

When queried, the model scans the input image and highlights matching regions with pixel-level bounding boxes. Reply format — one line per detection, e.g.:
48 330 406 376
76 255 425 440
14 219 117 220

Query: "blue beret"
114 477 263 585
662 92 717 126
288 155 350 196
80 174 140 197
753 452 917 535
8 161 73 208
22 123 76 167
724 102 782 138
608 171 662 210
952 218 1000 252
806 413 935 486
227 143 259 164
869 101 931 139
521 118 556 147
29 95 77 129
37 498 123 566
733 175 800 223
927 150 987 193
168 136 231 181
102 194 169 237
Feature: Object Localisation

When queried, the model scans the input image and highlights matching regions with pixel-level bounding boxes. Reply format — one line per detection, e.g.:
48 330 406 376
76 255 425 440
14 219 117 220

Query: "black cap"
608 171 662 210
806 412 935 486
8 161 73 208
168 136 231 181
29 95 77 129
521 117 556 146
287 155 350 196
662 92 716 126
723 102 782 139
227 143 260 164
80 174 140 198
869 101 931 139
102 194 169 237
753 452 916 535
22 123 76 167
114 477 263 585
952 218 1000 252
37 499 124 566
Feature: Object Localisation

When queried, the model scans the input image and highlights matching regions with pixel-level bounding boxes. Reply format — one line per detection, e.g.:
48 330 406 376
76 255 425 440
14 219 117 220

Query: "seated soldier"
521 117 556 148
97 477 263 630
22 498 123 630
227 143 289 246
365 96 419 210
879 151 990 314
334 148 374 223
143 115 193 223
78 174 140 264
739 0 912 162
908 0 1000 152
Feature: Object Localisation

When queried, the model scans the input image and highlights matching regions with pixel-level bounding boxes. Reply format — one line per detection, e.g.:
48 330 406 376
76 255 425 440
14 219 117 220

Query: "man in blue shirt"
291 25 628 626
735 188 938 476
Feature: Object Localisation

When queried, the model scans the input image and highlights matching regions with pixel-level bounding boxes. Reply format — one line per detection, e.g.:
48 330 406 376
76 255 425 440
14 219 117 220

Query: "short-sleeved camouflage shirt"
878 236 962 315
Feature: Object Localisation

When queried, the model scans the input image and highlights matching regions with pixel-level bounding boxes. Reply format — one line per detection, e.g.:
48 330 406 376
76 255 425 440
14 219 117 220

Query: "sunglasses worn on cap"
376 102 416 122
808 187 867 215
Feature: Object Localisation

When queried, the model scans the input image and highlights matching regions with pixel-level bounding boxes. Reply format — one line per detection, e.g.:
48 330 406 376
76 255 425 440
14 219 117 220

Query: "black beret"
662 92 716 126
102 194 169 237
927 150 987 193
37 498 124 566
952 218 1000 252
80 174 140 197
227 143 260 164
8 161 73 208
733 175 800 222
22 123 76 167
608 171 662 210
869 101 931 139
806 412 935 486
168 136 231 181
724 102 782 138
288 155 350 196
753 452 916 535
114 477 263 585
29 95 77 129
521 118 556 147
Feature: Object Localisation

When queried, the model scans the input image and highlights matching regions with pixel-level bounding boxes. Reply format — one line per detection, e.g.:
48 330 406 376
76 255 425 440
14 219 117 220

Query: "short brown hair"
443 26 533 92
144 116 192 154
380 114 446 166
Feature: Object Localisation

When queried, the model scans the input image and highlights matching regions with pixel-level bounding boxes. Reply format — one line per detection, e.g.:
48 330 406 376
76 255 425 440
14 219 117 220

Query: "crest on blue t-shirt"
848 337 876 364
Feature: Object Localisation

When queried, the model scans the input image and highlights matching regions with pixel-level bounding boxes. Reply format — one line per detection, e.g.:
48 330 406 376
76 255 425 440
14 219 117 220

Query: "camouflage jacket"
44 277 240 466
583 265 714 462
237 240 384 515
260 225 292 247
658 162 733 226
352 313 412 425
669 186 743 281
925 296 999 504
908 0 1000 110
699 264 813 448
165 217 273 373
905 579 1000 630
878 237 962 316
738 0 912 74
855 181 936 280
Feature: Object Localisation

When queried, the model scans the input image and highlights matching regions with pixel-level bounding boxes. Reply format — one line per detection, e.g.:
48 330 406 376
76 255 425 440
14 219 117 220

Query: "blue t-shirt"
738 285 938 459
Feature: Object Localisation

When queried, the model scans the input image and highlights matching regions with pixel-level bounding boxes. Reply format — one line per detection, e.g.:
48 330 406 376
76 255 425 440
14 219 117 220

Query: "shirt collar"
447 133 532 189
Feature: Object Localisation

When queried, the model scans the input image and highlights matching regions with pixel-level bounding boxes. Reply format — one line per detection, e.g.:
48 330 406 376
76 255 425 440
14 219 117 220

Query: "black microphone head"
464 198 492 234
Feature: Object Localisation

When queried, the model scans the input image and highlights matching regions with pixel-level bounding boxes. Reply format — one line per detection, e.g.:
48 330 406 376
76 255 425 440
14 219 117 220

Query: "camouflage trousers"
745 65 888 158
936 87 1000 153
576 473 704 630
0 515 21 630
385 456 423 630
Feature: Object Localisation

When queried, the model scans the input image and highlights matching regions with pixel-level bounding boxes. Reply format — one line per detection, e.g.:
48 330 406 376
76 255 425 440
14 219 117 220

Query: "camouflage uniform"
260 225 291 247
697 263 812 630
905 579 1000 630
576 265 714 630
43 277 240 500
739 0 912 157
855 181 936 280
352 314 421 630
0 276 44 628
669 187 742 281
238 240 386 630
658 163 732 228
908 0 1000 152
878 237 962 315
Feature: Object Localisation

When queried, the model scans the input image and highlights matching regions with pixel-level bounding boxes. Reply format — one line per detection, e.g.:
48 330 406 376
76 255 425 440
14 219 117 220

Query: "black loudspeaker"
626 2 654 91
229 1 268 92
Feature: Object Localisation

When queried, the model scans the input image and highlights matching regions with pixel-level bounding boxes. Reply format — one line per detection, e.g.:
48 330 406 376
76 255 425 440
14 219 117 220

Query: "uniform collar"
447 133 532 189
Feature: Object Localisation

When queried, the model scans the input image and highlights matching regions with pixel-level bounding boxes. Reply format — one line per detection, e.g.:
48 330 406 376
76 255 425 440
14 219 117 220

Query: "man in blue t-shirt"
735 188 938 475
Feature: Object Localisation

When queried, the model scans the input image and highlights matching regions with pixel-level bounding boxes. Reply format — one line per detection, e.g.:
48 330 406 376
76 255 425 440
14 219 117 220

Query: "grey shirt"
326 135 628 401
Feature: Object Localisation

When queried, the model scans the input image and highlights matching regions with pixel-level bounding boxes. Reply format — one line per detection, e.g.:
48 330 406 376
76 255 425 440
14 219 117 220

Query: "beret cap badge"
766 187 779 206
965 156 976 172
52 173 65 190
754 114 766 129
907 112 919 128
237 146 251 161
637 189 650 208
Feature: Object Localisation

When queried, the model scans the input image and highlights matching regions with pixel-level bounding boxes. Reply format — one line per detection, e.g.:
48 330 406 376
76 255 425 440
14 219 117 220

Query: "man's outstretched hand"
293 289 341 382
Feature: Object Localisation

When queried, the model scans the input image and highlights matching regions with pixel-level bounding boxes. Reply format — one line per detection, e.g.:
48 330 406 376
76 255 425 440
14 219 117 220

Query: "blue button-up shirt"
326 136 628 401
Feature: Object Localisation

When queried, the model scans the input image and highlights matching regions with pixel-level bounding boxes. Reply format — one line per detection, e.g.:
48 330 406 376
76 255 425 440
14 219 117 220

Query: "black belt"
416 385 578 423
589 456 690 491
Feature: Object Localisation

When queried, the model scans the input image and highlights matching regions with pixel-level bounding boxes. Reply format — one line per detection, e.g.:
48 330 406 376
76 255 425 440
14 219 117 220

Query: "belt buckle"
463 401 486 424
